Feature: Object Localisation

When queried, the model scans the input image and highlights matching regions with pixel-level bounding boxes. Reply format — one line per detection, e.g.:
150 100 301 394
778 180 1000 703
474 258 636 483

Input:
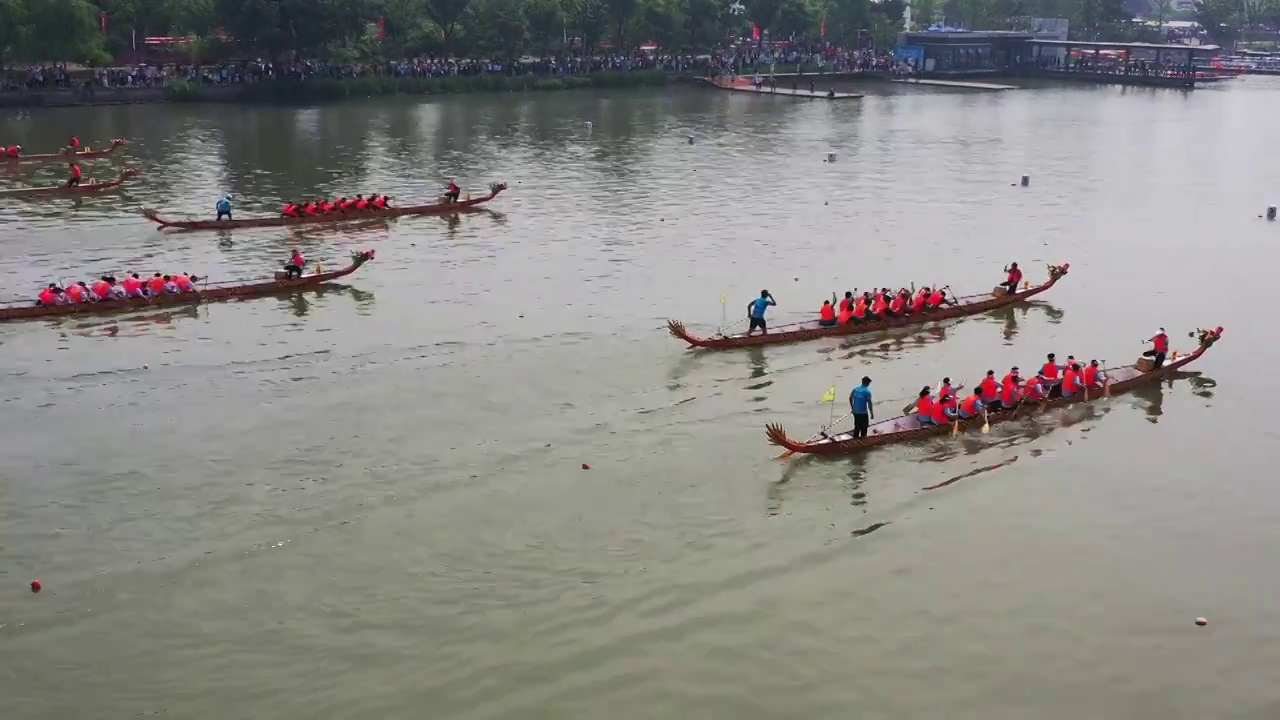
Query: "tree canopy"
0 0 1268 66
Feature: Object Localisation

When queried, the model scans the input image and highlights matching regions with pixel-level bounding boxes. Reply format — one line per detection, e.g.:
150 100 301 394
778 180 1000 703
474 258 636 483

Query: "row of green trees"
1 0 1277 67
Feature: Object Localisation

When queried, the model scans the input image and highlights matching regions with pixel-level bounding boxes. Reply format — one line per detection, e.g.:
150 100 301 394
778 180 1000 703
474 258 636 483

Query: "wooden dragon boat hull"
142 182 508 232
669 264 1070 350
765 327 1224 456
0 140 129 164
0 250 375 322
0 170 138 199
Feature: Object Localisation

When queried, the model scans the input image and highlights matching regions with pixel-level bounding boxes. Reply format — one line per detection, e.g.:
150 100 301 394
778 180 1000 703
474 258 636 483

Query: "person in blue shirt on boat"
849 376 874 439
745 290 775 336
216 194 232 221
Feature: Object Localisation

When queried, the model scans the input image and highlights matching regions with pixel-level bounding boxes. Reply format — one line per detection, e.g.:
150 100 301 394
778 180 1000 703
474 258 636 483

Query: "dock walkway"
891 78 1018 90
701 78 863 100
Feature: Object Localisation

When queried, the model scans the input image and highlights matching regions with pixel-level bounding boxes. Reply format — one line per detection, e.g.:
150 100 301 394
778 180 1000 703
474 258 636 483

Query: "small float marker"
825 151 837 163
581 463 590 470
30 579 41 593
1195 617 1208 626
1020 174 1030 187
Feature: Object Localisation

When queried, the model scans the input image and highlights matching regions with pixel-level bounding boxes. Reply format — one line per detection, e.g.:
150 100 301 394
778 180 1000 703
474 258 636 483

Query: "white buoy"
825 151 837 163
1267 205 1276 221
1195 617 1208 626
1020 174 1030 187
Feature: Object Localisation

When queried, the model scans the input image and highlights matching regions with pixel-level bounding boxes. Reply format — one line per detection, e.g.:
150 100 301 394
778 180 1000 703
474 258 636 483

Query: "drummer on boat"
444 179 461 203
1000 262 1023 293
284 249 305 279
69 136 80 151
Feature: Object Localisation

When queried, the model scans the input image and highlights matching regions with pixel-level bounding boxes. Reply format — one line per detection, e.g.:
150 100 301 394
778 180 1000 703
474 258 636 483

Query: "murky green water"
3 78 1279 718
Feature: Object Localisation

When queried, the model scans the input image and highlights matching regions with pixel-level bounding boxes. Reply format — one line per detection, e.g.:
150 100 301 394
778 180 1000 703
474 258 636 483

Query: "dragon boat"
1 139 129 164
142 181 508 231
0 250 376 322
0 168 139 199
668 263 1070 350
765 326 1224 456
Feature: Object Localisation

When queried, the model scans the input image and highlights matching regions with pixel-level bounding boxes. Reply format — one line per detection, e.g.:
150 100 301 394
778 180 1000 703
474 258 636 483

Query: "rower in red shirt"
911 288 929 313
1040 353 1061 382
445 179 461 203
91 277 111 300
303 202 320 216
66 161 82 188
69 136 80 149
147 273 167 295
888 291 907 317
355 195 370 210
5 145 20 158
916 387 936 425
927 288 946 307
282 202 297 217
979 370 1000 405
371 195 386 209
999 370 1022 409
122 274 145 298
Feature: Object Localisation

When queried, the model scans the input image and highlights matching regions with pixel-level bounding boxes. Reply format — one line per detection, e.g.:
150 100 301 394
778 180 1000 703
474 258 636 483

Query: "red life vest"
355 198 369 209
871 298 887 315
939 383 954 400
67 284 87 302
1041 362 1059 381
837 308 853 324
304 204 319 216
91 280 110 299
372 197 386 209
917 396 934 417
820 303 835 321
980 377 999 401
1152 333 1169 353
853 299 867 319
122 277 141 295
1007 268 1022 285
1023 378 1046 400
1083 365 1099 386
7 146 19 157
911 294 928 313
148 276 166 294
927 291 943 307
71 164 81 179
38 288 55 305
1000 379 1019 405
890 295 905 313
176 275 195 291
960 394 981 415
931 397 951 424
1062 368 1080 393
69 137 80 148
282 204 295 216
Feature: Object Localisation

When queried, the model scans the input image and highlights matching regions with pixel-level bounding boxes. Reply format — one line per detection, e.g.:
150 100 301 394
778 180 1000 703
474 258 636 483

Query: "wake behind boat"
669 263 1070 350
766 326 1224 456
0 168 139 199
142 181 508 231
0 249 375 322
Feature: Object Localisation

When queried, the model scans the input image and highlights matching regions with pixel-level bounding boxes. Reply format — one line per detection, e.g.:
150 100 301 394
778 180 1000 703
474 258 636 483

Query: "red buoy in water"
30 579 41 593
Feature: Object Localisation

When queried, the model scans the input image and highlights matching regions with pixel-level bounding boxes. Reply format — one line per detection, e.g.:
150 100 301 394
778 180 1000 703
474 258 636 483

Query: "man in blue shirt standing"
850 376 874 439
216 194 233 221
746 289 776 336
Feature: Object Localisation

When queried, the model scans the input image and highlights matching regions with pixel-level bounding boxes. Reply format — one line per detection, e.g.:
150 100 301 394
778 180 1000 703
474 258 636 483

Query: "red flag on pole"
751 23 760 40
377 17 385 42
100 11 107 33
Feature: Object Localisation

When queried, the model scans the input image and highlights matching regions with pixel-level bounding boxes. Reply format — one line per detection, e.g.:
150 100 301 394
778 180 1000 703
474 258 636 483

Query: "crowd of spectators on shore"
0 42 919 93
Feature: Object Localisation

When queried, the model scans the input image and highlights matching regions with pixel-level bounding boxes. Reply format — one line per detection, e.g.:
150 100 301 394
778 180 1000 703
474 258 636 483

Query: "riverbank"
0 70 673 108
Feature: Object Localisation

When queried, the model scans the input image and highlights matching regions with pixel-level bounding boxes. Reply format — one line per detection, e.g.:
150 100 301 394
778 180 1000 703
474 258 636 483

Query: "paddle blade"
773 449 795 460
981 420 990 434
951 419 959 436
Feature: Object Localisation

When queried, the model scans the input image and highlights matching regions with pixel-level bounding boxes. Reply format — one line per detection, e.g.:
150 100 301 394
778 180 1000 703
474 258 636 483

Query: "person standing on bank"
850 376 874 439
746 290 776 336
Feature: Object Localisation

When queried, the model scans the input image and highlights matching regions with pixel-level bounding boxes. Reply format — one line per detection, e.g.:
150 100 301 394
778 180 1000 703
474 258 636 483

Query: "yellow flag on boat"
820 386 836 403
